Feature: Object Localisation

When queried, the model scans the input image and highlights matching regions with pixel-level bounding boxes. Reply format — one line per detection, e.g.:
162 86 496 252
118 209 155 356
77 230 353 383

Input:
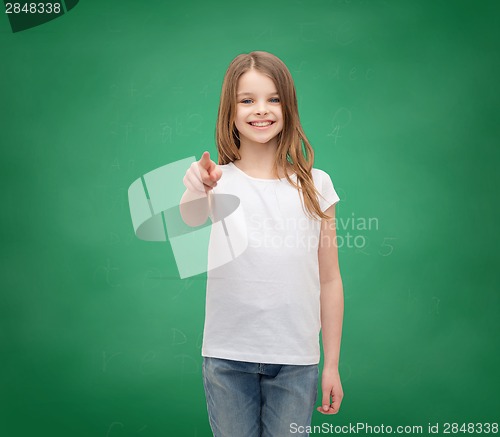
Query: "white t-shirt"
201 161 340 365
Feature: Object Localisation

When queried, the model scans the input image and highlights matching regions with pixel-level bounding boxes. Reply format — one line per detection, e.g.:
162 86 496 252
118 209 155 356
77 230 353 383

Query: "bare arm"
317 203 345 415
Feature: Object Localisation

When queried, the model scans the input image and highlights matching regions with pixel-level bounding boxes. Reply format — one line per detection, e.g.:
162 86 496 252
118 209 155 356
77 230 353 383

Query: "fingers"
316 402 340 415
198 151 212 170
183 169 205 194
199 151 222 185
321 392 331 413
211 165 223 182
199 151 222 182
331 387 343 413
317 386 343 415
198 161 218 190
316 405 338 415
184 160 217 194
331 399 342 413
183 151 221 195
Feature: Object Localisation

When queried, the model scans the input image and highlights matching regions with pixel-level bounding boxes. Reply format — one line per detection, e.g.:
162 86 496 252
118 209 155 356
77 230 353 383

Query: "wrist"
322 362 340 372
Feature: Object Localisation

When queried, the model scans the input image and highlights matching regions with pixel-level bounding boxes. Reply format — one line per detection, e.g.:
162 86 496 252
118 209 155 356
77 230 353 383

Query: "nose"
255 100 269 116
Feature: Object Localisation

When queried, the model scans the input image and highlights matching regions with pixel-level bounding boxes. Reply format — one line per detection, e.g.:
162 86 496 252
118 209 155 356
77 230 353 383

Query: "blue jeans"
202 356 319 437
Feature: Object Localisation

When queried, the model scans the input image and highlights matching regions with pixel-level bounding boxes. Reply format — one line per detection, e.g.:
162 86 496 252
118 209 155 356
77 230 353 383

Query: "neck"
235 137 294 179
236 137 280 177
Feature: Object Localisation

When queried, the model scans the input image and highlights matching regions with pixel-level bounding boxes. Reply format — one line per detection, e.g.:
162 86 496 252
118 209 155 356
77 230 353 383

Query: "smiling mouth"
248 121 274 127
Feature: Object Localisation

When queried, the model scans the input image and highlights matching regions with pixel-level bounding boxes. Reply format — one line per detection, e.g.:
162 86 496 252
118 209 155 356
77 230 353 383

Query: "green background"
1 0 499 436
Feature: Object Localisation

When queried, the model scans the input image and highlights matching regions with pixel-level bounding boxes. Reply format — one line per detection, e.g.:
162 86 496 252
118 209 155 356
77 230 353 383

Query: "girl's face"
234 69 283 148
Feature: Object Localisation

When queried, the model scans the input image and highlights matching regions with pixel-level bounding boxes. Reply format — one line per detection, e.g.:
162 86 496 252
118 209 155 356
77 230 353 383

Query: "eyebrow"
237 91 279 97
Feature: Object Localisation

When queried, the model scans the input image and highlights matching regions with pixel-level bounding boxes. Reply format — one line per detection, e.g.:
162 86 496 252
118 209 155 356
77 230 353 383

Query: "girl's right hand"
183 151 222 194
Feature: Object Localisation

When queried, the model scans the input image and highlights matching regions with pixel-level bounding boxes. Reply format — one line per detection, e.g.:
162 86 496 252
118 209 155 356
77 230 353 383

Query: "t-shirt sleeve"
318 170 340 212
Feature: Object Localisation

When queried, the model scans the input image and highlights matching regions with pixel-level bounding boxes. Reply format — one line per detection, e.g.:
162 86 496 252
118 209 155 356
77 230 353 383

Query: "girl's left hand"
316 367 344 415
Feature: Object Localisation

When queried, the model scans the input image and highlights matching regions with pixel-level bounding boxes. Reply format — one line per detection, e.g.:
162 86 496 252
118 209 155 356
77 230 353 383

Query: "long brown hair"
215 51 334 221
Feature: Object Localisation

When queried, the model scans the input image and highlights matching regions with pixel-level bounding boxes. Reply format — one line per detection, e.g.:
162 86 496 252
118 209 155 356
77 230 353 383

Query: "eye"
270 97 280 103
240 98 253 104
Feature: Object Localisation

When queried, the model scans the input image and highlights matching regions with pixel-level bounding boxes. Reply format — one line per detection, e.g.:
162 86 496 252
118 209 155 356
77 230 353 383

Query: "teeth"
250 121 272 127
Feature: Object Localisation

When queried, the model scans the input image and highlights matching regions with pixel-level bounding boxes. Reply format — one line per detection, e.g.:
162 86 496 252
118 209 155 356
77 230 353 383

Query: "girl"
180 51 344 437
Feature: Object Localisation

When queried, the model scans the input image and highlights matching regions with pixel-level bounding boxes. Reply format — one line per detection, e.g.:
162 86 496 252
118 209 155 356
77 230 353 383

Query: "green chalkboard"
1 0 499 436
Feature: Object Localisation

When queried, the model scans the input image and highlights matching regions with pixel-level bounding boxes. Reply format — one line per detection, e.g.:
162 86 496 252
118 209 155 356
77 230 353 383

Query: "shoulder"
311 167 327 176
310 167 331 184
